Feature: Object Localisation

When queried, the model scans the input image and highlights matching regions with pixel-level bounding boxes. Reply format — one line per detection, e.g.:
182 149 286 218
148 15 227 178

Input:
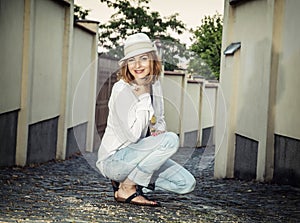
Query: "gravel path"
0 147 299 222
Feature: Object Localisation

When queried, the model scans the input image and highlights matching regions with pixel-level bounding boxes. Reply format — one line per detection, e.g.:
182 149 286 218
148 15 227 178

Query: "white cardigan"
96 79 166 176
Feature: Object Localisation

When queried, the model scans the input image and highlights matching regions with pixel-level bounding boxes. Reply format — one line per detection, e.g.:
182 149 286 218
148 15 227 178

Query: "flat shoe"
115 191 161 207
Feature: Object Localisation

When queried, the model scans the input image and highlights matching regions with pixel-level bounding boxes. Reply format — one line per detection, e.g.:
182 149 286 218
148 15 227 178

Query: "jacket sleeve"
112 85 153 143
151 80 167 132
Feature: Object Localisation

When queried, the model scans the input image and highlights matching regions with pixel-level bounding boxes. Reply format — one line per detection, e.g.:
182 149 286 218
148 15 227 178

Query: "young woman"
96 33 196 207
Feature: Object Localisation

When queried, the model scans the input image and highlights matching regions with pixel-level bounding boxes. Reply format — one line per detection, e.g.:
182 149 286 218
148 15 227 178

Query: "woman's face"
127 53 150 82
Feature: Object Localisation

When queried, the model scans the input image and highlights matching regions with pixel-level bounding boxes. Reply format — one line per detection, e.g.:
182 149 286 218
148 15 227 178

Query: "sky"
74 0 224 46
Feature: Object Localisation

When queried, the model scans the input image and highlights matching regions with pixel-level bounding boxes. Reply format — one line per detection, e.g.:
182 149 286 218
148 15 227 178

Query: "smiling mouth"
134 69 145 74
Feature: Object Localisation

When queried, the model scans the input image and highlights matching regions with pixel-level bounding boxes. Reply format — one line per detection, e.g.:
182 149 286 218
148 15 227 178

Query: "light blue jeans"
101 132 196 194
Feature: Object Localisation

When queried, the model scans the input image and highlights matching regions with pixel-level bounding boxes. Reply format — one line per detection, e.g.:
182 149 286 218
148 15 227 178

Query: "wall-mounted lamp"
224 42 241 56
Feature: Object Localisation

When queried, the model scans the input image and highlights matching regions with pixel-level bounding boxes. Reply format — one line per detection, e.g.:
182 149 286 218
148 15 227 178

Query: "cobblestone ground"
0 147 299 223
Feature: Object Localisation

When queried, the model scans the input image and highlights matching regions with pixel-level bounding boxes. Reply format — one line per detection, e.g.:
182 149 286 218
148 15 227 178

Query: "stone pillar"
16 0 33 166
83 21 99 153
56 0 74 160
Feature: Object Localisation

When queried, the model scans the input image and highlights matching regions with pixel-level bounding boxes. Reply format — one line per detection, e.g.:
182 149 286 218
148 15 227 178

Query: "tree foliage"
189 13 223 79
98 0 188 71
187 56 214 79
74 5 90 21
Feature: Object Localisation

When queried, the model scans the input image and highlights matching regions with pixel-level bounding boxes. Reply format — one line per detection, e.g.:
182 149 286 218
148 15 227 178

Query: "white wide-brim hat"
119 33 156 63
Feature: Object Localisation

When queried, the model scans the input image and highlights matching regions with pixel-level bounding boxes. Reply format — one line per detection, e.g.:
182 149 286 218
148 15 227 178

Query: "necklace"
131 83 149 92
132 84 140 91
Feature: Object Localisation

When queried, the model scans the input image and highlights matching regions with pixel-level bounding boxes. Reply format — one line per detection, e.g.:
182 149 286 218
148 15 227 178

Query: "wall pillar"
214 51 240 178
214 1 240 178
56 1 73 160
15 0 33 166
86 22 99 152
263 0 284 181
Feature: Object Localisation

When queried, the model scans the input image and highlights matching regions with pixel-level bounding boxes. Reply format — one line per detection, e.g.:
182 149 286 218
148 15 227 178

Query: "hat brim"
119 48 156 65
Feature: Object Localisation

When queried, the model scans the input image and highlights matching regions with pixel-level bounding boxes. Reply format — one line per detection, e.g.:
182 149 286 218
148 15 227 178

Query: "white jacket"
96 79 166 175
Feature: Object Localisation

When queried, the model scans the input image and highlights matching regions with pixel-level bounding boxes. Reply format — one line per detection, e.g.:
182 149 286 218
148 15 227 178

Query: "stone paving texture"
0 147 299 223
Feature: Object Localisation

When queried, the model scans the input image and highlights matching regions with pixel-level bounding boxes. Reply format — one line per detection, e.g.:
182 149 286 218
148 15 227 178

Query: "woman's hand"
151 130 165 136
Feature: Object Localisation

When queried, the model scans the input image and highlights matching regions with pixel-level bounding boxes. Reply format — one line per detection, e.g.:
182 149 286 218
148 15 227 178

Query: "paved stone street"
0 147 299 223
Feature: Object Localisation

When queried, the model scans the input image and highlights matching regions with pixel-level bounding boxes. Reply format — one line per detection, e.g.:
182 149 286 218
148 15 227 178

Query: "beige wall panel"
233 1 271 141
202 86 217 129
215 54 238 178
162 75 184 134
69 27 93 127
29 0 65 124
0 0 24 113
215 0 272 178
182 82 201 132
274 0 300 139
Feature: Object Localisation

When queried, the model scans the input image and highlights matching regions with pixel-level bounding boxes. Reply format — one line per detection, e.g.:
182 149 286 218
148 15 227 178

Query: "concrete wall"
182 79 218 148
69 25 93 127
162 71 185 137
215 0 274 180
0 0 99 167
215 0 300 187
274 0 300 140
272 0 300 186
0 0 24 113
29 0 64 124
182 80 202 147
162 72 219 148
201 83 218 147
0 0 24 166
68 21 99 155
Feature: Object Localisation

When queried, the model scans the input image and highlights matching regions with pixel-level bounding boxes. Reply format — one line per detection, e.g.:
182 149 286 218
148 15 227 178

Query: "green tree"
74 4 90 21
99 0 188 71
189 13 223 79
187 55 214 79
